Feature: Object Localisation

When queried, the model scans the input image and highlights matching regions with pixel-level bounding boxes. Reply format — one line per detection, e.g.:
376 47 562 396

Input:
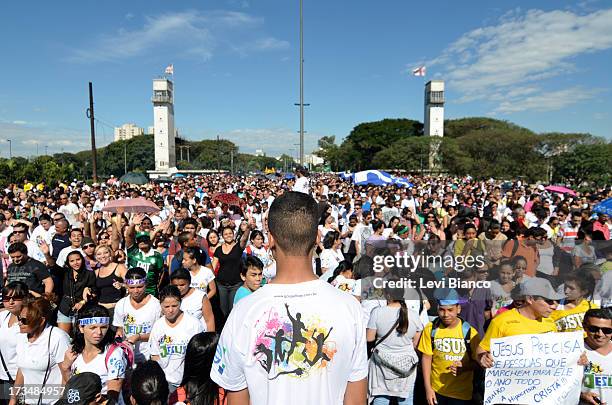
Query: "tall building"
424 80 444 137
424 80 444 170
152 78 176 172
114 123 144 142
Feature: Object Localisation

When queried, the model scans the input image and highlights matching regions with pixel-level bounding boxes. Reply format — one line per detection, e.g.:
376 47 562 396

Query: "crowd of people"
0 169 610 405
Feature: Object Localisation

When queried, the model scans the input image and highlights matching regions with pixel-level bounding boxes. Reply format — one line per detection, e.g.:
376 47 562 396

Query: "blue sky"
0 0 611 158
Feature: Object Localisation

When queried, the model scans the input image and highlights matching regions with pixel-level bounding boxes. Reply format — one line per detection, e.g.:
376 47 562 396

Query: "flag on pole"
165 64 174 75
412 66 426 76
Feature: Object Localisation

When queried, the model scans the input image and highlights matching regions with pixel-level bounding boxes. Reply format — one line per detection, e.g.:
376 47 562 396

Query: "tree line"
316 117 611 186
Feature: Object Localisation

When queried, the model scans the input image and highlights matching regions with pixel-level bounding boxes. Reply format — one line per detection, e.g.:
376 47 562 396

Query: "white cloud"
68 10 288 63
12 120 28 125
427 8 612 113
0 122 89 158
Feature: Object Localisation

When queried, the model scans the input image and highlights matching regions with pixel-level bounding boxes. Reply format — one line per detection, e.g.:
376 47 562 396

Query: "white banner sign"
484 331 583 405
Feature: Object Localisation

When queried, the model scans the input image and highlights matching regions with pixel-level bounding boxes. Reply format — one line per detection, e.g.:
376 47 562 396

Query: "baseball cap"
136 231 151 241
434 288 464 306
81 237 94 248
55 372 101 405
519 278 564 301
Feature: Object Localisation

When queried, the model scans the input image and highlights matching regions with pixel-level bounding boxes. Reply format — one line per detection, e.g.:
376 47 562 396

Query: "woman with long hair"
11 296 71 405
213 222 252 319
245 230 275 279
170 269 215 332
367 284 423 405
551 272 598 333
489 261 516 317
319 231 344 282
57 251 97 334
169 332 226 405
182 247 217 298
149 286 204 394
206 230 221 276
94 245 127 319
0 282 28 405
59 303 128 404
113 267 161 365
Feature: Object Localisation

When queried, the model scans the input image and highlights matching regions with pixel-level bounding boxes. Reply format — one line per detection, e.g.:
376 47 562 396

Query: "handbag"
371 349 418 377
369 319 418 377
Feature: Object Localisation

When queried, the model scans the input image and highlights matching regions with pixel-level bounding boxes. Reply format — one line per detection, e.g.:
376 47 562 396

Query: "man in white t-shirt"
211 191 367 405
292 167 310 195
581 308 612 405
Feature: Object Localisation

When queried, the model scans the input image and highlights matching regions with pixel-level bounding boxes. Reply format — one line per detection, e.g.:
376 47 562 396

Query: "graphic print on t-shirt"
157 335 188 357
123 314 153 335
252 303 336 380
584 360 611 387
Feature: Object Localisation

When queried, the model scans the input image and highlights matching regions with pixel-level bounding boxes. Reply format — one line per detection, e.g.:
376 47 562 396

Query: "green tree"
553 143 612 186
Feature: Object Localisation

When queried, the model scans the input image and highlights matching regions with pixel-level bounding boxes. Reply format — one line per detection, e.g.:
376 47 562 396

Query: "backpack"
430 317 472 359
105 339 135 399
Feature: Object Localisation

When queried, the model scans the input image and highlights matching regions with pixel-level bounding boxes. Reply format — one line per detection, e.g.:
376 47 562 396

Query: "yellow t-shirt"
418 320 481 401
550 299 598 332
23 182 33 192
479 308 556 352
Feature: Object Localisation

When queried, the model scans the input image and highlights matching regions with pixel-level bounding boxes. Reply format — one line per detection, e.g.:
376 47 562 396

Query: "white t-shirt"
0 311 21 381
180 288 208 330
16 325 71 405
210 279 368 405
293 176 310 194
581 344 612 405
112 295 161 364
148 313 204 385
320 249 344 273
70 344 128 402
56 246 84 267
190 266 215 295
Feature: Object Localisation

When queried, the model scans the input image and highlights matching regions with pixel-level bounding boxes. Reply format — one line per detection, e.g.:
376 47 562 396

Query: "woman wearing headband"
59 303 128 405
113 268 161 365
11 296 71 405
170 269 215 332
149 285 204 394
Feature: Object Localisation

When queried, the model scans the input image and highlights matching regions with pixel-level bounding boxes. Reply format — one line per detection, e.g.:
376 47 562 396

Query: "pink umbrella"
102 198 160 214
545 185 576 196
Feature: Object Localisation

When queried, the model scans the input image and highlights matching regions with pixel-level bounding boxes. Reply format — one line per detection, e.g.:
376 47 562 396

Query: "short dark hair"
170 268 191 283
243 256 264 276
268 191 319 256
131 360 169 405
584 308 612 323
8 242 28 255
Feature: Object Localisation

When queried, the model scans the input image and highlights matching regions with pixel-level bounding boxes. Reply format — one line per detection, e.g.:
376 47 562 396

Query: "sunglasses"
535 296 559 305
83 244 95 249
17 316 29 325
585 325 612 335
2 296 24 302
13 230 26 234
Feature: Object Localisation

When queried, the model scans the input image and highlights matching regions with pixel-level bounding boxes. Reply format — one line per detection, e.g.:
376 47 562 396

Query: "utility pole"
217 135 220 172
293 0 309 167
87 82 98 182
124 143 127 175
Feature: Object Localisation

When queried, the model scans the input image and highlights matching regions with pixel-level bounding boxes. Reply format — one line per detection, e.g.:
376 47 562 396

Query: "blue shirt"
233 286 252 305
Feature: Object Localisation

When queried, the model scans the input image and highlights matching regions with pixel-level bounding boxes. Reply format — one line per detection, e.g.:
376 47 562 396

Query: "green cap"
136 231 150 241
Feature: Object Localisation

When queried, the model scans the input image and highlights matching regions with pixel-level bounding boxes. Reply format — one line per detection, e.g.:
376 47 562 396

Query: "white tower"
152 78 176 172
424 80 444 137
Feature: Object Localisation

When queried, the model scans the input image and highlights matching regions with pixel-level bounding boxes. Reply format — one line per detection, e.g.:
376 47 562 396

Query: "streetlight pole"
293 0 309 167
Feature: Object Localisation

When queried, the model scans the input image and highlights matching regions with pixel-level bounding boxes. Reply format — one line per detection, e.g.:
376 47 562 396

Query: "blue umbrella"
284 173 295 180
594 198 612 216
